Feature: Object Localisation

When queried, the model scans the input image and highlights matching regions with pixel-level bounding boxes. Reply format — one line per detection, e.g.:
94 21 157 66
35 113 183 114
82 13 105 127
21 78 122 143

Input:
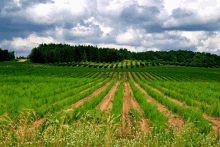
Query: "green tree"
82 50 87 62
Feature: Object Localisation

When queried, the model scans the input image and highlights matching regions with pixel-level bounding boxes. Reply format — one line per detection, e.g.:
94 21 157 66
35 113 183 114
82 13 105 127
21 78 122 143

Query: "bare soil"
132 72 140 80
138 76 220 130
136 72 147 81
96 74 120 110
17 59 27 62
70 72 117 108
79 78 108 94
129 72 184 132
32 118 45 128
119 72 150 136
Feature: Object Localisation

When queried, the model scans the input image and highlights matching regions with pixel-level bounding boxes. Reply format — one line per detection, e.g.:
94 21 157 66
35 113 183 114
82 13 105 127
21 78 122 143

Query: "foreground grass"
0 109 220 147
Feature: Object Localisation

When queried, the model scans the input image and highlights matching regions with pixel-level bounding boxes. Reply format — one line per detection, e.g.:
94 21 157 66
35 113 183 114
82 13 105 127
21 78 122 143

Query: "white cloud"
1 0 220 56
0 33 55 51
83 17 113 37
116 27 144 45
146 47 160 51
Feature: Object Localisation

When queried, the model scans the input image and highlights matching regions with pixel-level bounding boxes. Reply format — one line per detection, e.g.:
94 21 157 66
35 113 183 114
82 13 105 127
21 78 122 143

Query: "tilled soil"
129 72 184 132
137 72 149 81
17 59 27 62
70 72 117 108
136 74 220 130
96 80 120 110
119 72 150 136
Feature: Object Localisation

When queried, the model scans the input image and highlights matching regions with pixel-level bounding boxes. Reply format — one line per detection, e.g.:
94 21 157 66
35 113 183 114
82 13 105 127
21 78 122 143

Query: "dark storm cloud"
0 16 54 42
172 8 194 18
120 5 160 24
164 22 220 31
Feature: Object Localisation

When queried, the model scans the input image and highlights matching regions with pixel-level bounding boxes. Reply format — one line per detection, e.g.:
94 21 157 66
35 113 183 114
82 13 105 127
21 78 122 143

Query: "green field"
0 60 220 146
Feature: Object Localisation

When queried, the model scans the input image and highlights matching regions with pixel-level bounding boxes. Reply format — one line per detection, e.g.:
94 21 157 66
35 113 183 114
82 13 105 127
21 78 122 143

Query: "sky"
0 0 220 57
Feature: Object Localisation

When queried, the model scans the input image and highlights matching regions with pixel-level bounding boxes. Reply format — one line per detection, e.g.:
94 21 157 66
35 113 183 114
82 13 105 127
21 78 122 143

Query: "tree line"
0 48 15 62
27 43 220 68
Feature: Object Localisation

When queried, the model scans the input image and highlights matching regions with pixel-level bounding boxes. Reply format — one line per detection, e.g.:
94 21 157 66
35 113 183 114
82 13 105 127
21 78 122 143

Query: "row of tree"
0 48 15 62
27 43 220 68
28 43 123 63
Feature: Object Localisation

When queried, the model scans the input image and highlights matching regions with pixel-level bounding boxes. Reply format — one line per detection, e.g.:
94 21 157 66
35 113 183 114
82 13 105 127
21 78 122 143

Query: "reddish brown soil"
79 78 109 94
129 72 184 132
119 72 150 136
136 72 146 81
32 118 45 128
96 78 120 110
120 72 132 135
161 87 211 107
144 72 156 80
140 72 152 81
70 72 117 108
17 59 27 62
137 75 220 130
132 72 140 80
203 114 220 130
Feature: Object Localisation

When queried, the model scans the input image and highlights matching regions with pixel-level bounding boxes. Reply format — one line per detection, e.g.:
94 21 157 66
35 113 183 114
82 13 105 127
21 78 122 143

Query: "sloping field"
0 64 220 146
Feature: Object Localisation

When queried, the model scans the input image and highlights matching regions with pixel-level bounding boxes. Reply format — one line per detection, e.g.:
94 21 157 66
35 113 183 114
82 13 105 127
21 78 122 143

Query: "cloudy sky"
0 0 220 57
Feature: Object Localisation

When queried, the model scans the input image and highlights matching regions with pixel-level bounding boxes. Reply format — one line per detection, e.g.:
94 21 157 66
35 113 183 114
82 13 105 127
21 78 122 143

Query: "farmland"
0 60 220 146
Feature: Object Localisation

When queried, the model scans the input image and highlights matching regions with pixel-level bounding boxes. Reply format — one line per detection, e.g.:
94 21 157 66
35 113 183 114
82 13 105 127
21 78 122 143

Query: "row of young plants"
34 72 105 110
0 72 93 117
60 73 119 124
51 60 162 69
130 72 212 134
142 78 220 117
110 73 124 122
126 72 168 133
0 72 106 122
36 72 114 119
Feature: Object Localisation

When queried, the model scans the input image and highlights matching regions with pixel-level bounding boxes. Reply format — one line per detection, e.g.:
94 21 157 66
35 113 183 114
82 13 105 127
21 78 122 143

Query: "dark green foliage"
135 61 139 68
0 48 15 61
115 63 118 69
27 43 220 68
131 62 134 69
109 64 114 68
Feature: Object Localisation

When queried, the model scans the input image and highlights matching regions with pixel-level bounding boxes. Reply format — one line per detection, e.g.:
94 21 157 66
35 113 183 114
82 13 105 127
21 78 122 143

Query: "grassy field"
0 60 220 146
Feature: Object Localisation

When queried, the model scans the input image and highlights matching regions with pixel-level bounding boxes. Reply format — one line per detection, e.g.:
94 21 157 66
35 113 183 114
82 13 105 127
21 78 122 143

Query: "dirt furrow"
32 72 114 128
136 72 147 81
120 72 149 135
96 79 120 110
129 72 184 132
120 72 132 135
79 78 108 94
161 86 210 107
70 72 117 108
132 72 140 80
135 73 220 130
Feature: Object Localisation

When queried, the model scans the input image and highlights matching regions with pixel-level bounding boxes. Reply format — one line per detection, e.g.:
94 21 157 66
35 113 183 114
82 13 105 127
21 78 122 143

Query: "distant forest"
0 48 15 61
1 43 220 68
27 43 220 68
